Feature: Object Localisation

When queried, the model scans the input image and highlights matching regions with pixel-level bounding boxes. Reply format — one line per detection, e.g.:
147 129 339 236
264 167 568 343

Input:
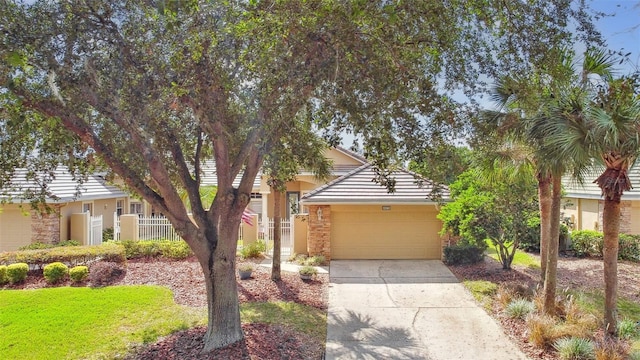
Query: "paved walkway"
326 260 529 360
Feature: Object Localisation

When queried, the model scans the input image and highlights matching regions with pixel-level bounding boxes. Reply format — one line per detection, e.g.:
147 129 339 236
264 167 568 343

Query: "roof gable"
301 163 449 204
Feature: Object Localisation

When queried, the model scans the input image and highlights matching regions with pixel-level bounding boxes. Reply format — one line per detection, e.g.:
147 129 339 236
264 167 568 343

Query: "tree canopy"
0 0 603 351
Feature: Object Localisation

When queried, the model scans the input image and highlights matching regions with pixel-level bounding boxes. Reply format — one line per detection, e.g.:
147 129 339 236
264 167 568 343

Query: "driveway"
325 260 528 360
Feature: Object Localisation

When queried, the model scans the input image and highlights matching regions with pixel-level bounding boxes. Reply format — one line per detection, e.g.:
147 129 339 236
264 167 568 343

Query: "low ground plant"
6 263 29 284
69 265 89 283
0 265 7 285
505 299 535 320
240 240 266 259
553 337 595 360
43 262 69 284
89 262 126 287
618 319 639 340
443 244 484 265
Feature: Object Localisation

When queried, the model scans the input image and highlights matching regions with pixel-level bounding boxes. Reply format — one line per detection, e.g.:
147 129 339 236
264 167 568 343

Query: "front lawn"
0 286 206 360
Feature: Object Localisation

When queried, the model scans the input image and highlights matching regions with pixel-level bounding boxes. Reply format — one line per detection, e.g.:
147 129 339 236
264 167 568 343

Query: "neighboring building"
0 169 130 251
562 166 640 235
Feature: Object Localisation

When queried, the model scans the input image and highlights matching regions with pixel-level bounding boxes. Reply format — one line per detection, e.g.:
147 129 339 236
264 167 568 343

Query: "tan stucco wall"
563 198 601 232
59 202 82 241
0 204 33 251
630 203 640 235
324 148 363 166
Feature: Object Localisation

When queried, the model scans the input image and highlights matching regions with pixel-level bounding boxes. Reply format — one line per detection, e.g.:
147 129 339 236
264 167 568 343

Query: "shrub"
240 241 266 259
571 230 603 257
443 244 484 265
89 262 126 287
0 243 125 269
504 299 535 320
159 241 192 260
0 265 8 285
617 319 638 339
528 314 559 348
69 266 89 283
57 240 80 247
102 227 114 241
299 265 318 276
553 337 595 360
304 255 326 266
6 263 29 284
18 242 54 250
43 262 69 284
618 234 640 262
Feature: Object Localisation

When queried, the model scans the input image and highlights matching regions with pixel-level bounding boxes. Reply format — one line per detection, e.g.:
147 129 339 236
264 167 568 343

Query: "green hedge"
107 240 193 260
443 245 484 265
570 230 640 261
0 243 126 269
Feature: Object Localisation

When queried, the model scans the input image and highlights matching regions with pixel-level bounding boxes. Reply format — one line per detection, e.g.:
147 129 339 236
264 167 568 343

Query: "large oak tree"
0 0 600 351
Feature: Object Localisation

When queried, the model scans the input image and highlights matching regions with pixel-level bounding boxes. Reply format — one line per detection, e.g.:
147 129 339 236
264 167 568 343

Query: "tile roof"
300 163 449 205
563 164 640 200
2 168 129 203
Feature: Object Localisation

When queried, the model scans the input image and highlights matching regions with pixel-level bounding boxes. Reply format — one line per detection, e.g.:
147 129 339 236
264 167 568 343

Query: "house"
300 163 448 260
202 146 449 260
0 168 131 251
562 165 640 235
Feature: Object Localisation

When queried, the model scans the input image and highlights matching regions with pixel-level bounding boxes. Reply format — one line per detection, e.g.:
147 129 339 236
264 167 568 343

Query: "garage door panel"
331 206 441 260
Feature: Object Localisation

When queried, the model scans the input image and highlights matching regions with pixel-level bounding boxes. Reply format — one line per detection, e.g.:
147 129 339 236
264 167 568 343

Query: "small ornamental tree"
438 169 539 269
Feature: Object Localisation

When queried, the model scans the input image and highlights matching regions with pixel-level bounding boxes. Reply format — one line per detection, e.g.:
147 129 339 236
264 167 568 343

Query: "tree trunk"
603 196 620 336
271 187 282 281
542 175 561 315
538 173 552 284
199 220 243 352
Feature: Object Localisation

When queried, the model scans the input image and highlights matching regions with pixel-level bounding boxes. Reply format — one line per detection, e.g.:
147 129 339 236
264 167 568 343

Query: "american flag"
242 208 255 226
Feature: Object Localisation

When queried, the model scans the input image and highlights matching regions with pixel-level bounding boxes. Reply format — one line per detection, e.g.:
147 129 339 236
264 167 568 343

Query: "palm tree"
542 49 639 335
475 73 567 315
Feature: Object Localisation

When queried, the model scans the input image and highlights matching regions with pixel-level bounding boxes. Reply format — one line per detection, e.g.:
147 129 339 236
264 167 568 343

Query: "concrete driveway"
325 260 528 360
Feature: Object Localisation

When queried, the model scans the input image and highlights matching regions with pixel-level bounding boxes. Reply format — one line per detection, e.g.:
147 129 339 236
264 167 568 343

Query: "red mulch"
447 254 640 360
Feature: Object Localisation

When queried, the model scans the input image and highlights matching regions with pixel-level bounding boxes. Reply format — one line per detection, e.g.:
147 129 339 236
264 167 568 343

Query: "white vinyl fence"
89 214 103 245
261 218 292 257
138 216 181 241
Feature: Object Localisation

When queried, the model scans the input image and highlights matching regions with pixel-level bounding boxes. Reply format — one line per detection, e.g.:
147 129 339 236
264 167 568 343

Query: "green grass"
240 301 327 342
485 240 540 269
463 280 498 310
0 286 206 360
0 286 326 360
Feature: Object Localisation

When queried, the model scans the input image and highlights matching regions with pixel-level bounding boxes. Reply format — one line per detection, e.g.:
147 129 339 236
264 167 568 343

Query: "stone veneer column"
31 205 61 245
307 205 331 260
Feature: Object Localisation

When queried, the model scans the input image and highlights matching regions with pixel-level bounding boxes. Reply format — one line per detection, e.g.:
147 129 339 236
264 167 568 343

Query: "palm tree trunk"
603 196 620 335
538 173 552 284
542 175 561 315
271 186 282 281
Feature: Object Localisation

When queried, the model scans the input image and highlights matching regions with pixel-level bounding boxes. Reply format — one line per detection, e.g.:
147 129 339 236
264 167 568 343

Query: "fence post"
119 214 139 241
293 214 308 255
70 212 90 245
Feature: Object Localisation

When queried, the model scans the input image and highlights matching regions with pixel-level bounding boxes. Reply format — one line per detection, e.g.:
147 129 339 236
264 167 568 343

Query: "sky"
590 0 640 72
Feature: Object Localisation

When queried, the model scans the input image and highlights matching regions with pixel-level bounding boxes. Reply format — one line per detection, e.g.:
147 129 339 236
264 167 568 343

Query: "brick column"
31 205 61 245
307 205 331 260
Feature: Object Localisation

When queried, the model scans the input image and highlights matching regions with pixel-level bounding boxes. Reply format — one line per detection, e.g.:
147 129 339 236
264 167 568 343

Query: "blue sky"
590 0 640 70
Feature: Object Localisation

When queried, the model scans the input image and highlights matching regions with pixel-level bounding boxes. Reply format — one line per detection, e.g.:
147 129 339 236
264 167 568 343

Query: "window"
286 192 300 219
116 200 124 216
130 202 143 216
82 202 93 215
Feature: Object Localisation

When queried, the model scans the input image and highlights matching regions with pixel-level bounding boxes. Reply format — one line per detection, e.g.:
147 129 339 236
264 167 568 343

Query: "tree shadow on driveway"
326 309 427 360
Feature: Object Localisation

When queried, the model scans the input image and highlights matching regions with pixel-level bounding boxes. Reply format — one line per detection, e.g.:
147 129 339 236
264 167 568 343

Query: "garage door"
331 205 442 260
0 207 32 252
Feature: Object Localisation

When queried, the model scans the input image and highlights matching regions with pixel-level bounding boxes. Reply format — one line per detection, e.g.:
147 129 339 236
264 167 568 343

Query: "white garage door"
330 205 442 260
